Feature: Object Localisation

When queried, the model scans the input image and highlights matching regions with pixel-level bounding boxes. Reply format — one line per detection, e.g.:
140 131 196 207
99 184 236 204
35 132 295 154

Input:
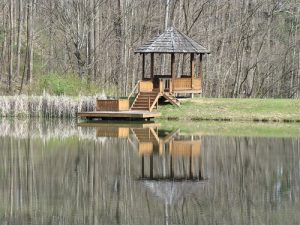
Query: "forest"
0 0 299 98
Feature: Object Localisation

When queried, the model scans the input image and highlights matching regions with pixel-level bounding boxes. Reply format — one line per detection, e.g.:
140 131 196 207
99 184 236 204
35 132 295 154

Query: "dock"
77 110 160 121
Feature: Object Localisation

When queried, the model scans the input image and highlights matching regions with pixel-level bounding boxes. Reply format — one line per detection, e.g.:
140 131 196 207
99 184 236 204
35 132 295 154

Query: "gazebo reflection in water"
89 122 205 181
135 128 204 181
80 122 207 225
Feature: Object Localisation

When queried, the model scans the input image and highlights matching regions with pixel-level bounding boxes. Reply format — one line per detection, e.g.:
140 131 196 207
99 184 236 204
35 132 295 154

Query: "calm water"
0 119 300 225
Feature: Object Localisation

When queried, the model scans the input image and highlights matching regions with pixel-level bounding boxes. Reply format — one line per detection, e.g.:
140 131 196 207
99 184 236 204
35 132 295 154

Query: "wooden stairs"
130 90 180 112
131 128 160 155
131 91 160 111
162 93 180 106
132 128 159 143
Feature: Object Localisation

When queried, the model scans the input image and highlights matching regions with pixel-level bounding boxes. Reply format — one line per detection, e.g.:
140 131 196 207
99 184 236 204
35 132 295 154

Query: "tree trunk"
8 0 14 92
87 0 94 84
16 0 23 82
93 0 99 81
26 0 33 84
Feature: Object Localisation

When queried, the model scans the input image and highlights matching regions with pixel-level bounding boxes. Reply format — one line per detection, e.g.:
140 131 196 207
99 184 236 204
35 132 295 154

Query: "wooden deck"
78 110 160 121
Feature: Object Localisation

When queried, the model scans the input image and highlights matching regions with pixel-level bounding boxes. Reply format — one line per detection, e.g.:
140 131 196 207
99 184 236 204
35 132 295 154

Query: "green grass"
27 72 117 96
157 120 300 138
159 98 300 122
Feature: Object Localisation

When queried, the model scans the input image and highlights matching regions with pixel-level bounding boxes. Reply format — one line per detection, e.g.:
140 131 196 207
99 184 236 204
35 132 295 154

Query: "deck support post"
142 53 145 79
171 53 175 93
189 150 193 179
141 156 145 178
190 53 195 89
170 155 174 178
150 154 153 179
198 54 203 92
199 153 202 180
150 53 154 80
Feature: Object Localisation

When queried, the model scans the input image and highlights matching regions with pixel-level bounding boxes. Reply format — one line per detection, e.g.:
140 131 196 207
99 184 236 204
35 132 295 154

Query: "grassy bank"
159 98 300 122
158 120 300 138
1 95 299 122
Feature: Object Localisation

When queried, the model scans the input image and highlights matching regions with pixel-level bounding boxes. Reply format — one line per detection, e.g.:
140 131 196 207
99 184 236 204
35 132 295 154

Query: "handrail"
127 81 141 100
149 92 161 112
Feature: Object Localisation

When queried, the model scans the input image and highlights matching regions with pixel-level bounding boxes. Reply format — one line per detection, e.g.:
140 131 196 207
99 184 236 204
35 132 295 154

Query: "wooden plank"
96 99 129 111
170 140 201 156
118 99 129 111
78 122 161 128
139 80 153 92
172 78 202 91
139 142 153 156
96 127 129 138
78 111 160 119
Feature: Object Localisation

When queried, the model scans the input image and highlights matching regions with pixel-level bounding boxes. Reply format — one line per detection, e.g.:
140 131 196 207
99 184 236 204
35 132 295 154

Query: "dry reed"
0 92 105 118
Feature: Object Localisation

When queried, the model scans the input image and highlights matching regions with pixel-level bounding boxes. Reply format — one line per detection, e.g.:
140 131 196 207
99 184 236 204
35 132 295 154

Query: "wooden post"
190 53 195 89
198 54 203 91
189 149 193 179
199 153 202 180
171 53 175 79
141 156 144 178
142 53 145 79
150 154 153 179
171 53 175 93
170 155 173 178
150 53 154 80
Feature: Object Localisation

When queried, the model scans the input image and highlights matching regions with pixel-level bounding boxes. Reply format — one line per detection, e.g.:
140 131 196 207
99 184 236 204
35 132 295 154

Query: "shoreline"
0 96 299 123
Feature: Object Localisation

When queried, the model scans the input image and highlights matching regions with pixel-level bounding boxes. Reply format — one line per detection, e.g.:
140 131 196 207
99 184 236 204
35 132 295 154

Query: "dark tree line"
0 0 299 97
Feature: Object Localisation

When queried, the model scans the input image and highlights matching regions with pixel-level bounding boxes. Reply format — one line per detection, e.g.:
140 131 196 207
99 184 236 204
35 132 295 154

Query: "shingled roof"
135 27 210 54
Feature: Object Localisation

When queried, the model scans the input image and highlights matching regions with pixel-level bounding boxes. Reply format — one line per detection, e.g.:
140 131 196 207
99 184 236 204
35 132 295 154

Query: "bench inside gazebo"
130 27 210 111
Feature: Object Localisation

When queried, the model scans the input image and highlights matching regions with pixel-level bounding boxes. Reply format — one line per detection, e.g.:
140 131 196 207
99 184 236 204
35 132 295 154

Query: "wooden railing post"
190 53 195 89
199 54 203 91
150 53 154 80
148 96 151 111
159 79 163 93
142 53 145 79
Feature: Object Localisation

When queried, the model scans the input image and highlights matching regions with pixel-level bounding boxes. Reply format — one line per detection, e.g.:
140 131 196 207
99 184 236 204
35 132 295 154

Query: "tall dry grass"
0 92 105 118
0 118 102 141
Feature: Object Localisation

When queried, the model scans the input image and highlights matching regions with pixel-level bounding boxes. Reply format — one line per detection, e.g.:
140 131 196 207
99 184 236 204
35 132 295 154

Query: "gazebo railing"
138 76 202 93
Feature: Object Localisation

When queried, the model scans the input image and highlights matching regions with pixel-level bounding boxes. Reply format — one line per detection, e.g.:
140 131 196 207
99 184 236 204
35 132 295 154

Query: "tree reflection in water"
0 119 299 225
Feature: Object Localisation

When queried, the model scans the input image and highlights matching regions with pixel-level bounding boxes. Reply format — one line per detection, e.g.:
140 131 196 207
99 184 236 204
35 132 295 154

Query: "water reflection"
81 122 207 225
0 119 300 225
81 122 205 180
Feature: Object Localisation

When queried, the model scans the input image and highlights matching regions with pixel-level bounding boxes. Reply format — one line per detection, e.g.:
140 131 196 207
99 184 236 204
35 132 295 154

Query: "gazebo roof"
135 27 210 54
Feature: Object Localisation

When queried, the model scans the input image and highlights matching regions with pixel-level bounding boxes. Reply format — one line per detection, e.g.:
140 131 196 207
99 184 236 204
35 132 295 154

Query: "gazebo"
130 27 210 111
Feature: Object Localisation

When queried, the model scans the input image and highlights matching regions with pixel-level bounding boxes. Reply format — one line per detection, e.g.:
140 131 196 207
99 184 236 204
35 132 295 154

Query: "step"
138 95 158 98
133 104 153 107
131 107 150 110
139 92 158 94
136 99 157 102
137 93 158 96
132 101 155 104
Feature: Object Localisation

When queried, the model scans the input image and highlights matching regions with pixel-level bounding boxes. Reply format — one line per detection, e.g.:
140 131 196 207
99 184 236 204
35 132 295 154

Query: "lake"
0 119 299 225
